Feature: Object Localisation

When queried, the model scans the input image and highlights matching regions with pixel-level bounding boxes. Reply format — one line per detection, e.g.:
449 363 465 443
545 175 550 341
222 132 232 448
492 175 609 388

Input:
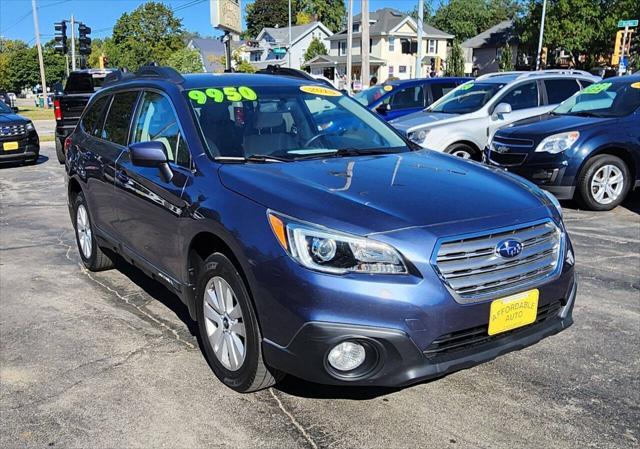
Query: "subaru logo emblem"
494 145 510 154
496 239 523 258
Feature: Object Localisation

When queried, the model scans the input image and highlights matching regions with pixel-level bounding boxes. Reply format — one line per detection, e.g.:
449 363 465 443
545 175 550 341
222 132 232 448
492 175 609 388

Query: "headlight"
542 189 562 218
408 129 429 144
268 212 407 274
25 122 35 131
535 131 579 154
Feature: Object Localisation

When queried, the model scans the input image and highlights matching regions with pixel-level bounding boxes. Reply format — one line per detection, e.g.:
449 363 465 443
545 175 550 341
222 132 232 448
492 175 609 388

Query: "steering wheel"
302 130 343 148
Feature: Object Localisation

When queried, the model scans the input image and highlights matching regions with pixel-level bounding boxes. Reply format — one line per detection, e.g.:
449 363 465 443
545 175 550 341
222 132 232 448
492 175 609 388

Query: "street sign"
618 19 638 27
273 48 287 55
211 0 242 35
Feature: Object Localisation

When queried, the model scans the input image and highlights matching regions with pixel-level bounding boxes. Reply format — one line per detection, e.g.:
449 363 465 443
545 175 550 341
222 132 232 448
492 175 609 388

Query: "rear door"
113 90 192 281
488 80 543 139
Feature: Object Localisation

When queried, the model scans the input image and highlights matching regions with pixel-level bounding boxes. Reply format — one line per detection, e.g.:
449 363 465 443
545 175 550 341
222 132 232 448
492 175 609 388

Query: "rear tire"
72 192 114 271
445 143 479 161
576 154 630 211
56 137 65 164
195 252 280 392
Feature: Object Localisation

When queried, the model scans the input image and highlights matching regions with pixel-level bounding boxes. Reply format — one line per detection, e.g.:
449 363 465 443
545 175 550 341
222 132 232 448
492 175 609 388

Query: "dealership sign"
211 0 242 34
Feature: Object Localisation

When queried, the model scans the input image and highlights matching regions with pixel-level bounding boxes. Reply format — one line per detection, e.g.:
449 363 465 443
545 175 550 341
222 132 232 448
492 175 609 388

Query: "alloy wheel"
76 204 93 259
590 164 624 205
452 150 472 159
203 276 246 371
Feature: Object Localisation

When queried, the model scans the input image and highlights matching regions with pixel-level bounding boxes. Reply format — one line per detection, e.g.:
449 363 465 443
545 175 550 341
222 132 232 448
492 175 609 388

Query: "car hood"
218 150 553 235
390 111 461 133
497 113 616 139
0 113 29 124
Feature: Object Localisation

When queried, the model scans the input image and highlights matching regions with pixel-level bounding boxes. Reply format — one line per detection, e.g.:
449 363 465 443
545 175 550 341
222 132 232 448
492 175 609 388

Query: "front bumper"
263 278 577 387
0 134 40 164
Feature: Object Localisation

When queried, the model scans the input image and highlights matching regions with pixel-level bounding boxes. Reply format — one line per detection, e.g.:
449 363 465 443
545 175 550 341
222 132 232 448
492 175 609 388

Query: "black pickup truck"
54 69 115 163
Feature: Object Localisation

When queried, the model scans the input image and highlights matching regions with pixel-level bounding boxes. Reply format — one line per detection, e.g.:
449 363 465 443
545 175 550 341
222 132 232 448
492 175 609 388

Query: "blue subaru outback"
65 66 576 392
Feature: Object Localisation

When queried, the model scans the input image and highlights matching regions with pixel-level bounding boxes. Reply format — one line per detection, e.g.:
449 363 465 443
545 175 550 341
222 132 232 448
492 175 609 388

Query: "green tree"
446 40 466 76
299 0 346 33
296 11 313 25
166 47 204 73
432 0 521 42
111 1 186 71
409 1 434 22
0 39 29 91
498 43 514 71
245 0 298 38
304 37 328 62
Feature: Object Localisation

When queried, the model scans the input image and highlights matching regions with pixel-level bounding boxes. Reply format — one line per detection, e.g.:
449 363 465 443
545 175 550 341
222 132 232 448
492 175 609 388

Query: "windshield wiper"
291 147 405 160
214 154 289 163
567 111 604 118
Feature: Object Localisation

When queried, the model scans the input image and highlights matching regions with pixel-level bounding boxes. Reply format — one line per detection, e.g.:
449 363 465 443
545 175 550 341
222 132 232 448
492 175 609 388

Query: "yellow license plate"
3 141 19 151
488 289 539 336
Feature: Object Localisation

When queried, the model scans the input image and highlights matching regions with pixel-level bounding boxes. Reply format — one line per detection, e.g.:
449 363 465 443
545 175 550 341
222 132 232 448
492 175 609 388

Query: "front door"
488 81 547 141
113 90 192 281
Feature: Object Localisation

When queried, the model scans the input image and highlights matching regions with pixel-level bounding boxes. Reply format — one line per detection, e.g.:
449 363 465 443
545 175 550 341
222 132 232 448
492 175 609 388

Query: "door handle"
116 170 129 184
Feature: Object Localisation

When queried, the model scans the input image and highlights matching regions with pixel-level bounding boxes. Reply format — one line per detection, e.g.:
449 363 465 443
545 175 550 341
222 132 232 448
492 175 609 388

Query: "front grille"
0 124 27 138
434 221 562 302
488 151 528 166
423 300 562 358
491 135 534 147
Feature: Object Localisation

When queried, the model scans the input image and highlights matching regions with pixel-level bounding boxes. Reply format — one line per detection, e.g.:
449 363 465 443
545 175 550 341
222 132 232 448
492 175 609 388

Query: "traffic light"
54 21 67 54
78 23 92 55
612 30 623 65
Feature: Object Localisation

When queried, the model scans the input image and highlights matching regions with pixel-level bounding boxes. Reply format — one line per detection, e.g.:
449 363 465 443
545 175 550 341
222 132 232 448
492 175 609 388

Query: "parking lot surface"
1 142 639 449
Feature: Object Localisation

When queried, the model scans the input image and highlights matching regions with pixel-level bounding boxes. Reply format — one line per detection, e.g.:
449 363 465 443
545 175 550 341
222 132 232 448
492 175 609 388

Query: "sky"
0 0 438 44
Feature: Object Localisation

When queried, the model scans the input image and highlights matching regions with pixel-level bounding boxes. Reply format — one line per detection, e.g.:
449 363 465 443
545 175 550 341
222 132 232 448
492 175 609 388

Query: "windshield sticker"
631 82 640 89
582 82 611 94
459 83 474 91
383 85 393 92
299 85 342 96
188 86 258 104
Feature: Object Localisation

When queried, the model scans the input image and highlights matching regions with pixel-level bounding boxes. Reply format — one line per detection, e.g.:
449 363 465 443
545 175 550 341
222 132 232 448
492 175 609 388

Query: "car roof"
477 70 600 84
182 73 318 89
385 77 470 87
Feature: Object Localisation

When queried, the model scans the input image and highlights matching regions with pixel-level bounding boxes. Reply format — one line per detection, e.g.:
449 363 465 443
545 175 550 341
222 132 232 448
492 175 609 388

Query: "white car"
390 70 600 160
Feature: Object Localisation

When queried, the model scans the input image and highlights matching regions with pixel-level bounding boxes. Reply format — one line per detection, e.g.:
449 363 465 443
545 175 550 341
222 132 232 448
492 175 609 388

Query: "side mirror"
129 141 173 181
493 102 512 118
12 106 19 113
376 103 391 114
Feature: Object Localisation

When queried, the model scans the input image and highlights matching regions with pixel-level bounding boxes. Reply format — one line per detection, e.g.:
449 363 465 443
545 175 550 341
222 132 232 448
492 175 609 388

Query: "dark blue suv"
66 66 576 392
354 77 472 121
487 76 640 210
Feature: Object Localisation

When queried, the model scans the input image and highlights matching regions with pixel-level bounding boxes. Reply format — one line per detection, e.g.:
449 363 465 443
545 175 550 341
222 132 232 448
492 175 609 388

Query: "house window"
389 37 395 52
250 52 261 62
399 65 406 73
401 39 417 54
370 38 373 52
353 23 360 32
339 41 347 56
428 39 437 54
388 66 394 76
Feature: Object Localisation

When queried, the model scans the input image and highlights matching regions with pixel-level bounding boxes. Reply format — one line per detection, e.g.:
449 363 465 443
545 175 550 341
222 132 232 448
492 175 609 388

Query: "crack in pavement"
268 388 319 449
56 230 196 350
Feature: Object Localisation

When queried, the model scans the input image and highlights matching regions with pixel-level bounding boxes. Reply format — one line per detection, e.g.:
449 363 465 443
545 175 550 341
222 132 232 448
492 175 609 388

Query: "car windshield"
186 84 409 161
553 80 640 118
427 82 504 114
0 101 12 113
354 86 388 106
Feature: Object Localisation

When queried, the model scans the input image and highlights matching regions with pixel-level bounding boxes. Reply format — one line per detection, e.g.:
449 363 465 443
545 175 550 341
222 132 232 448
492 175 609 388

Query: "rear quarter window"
545 79 581 104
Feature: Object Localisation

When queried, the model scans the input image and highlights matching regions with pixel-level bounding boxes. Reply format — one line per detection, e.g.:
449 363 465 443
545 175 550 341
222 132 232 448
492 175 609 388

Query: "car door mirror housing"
129 141 173 181
493 102 512 117
376 103 391 114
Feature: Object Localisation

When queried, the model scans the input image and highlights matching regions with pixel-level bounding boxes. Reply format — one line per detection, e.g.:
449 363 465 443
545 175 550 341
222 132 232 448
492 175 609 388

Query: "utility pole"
70 15 76 71
346 0 353 94
415 0 424 78
288 0 292 68
31 0 49 108
535 0 547 70
361 0 369 87
619 25 629 76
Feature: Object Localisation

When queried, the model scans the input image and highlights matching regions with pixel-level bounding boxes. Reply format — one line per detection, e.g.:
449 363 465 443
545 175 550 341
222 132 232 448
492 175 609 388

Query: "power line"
172 0 206 13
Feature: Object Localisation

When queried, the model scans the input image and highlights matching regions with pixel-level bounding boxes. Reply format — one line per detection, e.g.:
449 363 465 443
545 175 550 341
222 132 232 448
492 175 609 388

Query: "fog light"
327 341 366 371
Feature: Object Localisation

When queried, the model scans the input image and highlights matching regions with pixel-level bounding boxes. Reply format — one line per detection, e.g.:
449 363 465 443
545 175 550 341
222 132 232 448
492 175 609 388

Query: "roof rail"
135 64 185 84
515 69 596 80
475 71 527 80
103 69 134 86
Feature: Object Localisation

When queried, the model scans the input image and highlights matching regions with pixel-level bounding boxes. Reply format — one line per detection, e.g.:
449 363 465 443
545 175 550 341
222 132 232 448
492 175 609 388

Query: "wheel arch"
577 145 636 183
67 176 83 204
444 140 482 159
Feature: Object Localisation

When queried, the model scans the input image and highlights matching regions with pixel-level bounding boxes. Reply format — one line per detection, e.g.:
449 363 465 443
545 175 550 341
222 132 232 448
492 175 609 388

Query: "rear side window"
500 81 539 110
384 85 424 109
545 79 581 104
81 96 109 135
102 91 139 146
131 91 190 167
430 83 459 101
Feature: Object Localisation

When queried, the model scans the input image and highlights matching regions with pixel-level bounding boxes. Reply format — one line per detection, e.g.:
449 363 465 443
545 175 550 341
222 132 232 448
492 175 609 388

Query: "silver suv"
390 70 601 160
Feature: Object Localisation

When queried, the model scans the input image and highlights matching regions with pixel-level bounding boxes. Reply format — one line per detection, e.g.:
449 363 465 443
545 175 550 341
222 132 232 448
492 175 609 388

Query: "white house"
244 21 333 71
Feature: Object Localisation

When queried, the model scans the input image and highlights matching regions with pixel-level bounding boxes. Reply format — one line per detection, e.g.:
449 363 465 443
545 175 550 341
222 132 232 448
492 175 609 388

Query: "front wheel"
196 253 280 392
445 143 479 161
576 154 630 211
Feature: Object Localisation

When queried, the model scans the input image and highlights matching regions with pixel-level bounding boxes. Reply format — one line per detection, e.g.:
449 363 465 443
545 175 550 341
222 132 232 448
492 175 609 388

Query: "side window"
385 86 424 109
81 95 109 135
131 91 190 168
545 79 581 104
579 79 594 89
102 91 138 146
499 81 539 111
430 83 459 101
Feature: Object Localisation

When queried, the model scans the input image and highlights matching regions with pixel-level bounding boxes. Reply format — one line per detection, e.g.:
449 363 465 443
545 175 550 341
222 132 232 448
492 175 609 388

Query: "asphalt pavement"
1 142 639 449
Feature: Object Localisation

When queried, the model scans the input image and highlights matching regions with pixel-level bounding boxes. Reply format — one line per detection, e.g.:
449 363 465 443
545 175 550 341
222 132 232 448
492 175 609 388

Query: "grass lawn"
39 134 55 142
16 106 54 121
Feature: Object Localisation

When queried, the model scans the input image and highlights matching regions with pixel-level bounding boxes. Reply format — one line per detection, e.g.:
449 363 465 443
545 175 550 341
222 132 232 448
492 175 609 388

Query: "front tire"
72 192 114 271
576 154 630 211
196 253 279 392
445 143 479 161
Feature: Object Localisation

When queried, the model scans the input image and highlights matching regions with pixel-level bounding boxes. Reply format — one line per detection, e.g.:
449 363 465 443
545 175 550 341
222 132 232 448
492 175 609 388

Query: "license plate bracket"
488 289 539 336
